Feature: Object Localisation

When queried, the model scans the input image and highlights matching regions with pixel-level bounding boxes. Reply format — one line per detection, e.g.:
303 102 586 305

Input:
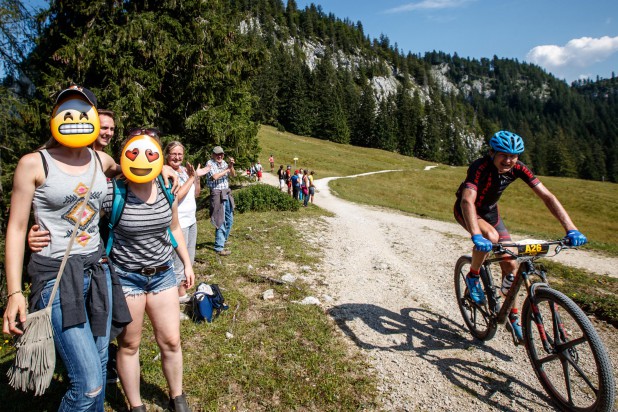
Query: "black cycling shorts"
453 200 512 242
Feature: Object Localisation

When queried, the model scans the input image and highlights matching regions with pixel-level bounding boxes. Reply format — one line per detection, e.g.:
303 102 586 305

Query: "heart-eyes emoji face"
120 134 163 183
50 95 100 148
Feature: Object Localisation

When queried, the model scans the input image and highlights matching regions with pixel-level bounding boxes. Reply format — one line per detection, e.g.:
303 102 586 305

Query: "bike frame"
480 240 566 351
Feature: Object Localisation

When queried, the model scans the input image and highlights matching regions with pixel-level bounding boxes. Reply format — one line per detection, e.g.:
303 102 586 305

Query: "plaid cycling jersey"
206 159 230 190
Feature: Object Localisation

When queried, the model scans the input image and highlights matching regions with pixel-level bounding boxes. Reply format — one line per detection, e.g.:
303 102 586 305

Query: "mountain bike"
454 239 616 411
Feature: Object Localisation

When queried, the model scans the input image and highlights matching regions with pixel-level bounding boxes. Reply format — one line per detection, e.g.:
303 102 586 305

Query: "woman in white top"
164 141 209 302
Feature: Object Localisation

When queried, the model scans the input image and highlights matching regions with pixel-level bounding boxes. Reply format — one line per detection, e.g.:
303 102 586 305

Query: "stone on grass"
296 296 320 305
281 274 297 283
263 289 275 300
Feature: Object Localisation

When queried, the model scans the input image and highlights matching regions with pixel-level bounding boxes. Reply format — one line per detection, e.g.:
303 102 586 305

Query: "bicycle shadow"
328 303 553 411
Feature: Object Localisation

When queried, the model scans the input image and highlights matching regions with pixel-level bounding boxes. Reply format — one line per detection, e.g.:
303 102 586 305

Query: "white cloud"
384 0 474 14
526 36 618 69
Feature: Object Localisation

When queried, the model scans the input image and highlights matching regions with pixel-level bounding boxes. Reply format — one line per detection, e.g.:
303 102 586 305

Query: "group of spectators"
277 165 315 206
2 85 236 412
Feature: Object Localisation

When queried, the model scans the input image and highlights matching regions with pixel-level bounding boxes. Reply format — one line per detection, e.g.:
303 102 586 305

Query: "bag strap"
46 151 99 309
157 175 178 249
105 178 127 256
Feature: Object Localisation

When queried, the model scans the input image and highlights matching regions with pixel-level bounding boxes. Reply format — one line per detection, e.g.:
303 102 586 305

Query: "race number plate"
517 243 550 256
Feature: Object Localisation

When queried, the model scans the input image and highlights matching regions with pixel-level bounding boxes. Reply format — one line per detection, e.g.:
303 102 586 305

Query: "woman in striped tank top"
103 129 194 412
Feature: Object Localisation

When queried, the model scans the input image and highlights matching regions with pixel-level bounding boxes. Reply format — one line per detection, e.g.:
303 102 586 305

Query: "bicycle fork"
525 265 569 354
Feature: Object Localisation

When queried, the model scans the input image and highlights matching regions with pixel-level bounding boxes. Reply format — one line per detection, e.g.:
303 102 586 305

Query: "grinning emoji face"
121 134 164 183
50 96 100 148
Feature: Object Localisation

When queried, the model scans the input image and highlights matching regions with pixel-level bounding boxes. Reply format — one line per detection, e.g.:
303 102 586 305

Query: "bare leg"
117 294 147 408
147 287 184 397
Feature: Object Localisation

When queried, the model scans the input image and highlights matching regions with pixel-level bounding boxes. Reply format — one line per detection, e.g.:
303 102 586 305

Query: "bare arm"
169 200 195 289
531 183 578 232
3 153 42 335
98 150 121 178
460 187 481 236
188 163 201 197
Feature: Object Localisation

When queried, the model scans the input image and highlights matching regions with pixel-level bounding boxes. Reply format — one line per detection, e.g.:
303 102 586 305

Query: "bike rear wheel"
522 287 615 411
454 256 497 341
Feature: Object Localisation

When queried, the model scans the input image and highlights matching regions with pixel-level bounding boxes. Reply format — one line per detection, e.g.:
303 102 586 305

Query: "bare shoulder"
14 152 45 186
96 150 119 172
17 152 45 174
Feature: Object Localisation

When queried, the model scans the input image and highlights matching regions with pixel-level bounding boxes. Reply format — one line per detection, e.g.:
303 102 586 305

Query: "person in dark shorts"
454 130 587 340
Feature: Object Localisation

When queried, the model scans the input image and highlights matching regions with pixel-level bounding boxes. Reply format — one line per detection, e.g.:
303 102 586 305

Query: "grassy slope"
258 125 618 255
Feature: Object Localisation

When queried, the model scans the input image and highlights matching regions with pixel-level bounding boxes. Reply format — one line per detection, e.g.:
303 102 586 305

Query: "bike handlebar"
490 238 572 259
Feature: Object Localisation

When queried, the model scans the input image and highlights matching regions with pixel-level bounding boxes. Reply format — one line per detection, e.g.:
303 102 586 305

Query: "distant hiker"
291 169 300 200
308 171 316 204
302 169 310 207
277 165 286 190
269 154 275 172
255 161 263 182
286 165 292 196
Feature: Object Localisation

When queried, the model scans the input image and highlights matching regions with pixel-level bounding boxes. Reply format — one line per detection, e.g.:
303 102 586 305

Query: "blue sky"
294 0 618 83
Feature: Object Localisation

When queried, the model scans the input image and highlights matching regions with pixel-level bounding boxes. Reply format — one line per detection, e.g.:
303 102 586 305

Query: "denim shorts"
113 260 176 296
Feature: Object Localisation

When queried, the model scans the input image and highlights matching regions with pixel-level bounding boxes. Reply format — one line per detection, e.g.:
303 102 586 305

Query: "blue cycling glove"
471 234 493 252
566 230 587 247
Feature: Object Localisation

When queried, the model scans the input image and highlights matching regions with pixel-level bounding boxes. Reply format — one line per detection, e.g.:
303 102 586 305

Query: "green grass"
0 200 377 411
258 125 618 255
543 261 618 327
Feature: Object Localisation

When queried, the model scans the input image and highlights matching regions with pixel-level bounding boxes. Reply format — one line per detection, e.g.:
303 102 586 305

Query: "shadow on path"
328 303 553 411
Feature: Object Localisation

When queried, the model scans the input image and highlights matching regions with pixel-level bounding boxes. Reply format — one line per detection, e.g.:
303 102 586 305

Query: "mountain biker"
453 130 587 340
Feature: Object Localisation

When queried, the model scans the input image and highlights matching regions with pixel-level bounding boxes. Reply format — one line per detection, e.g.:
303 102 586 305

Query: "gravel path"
263 171 618 411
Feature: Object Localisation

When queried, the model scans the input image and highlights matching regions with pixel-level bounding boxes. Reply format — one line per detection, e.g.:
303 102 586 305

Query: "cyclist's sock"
469 267 480 277
508 308 523 341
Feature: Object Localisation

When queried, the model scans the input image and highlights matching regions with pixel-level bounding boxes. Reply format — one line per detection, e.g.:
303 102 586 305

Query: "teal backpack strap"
157 175 178 248
106 179 127 256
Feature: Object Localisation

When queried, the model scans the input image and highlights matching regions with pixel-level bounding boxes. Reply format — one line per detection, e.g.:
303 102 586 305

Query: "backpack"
191 282 228 323
105 175 177 256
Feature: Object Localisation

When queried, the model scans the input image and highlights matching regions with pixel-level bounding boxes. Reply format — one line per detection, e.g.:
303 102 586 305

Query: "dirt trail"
262 171 618 411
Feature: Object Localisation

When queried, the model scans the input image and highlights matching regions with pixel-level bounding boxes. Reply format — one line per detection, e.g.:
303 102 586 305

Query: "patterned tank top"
33 149 107 258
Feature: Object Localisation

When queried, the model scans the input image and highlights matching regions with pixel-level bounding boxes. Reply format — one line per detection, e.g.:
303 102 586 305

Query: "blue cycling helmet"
489 131 524 154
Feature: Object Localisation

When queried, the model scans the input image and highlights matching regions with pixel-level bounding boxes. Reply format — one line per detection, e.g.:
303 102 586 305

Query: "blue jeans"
214 199 234 252
37 265 112 412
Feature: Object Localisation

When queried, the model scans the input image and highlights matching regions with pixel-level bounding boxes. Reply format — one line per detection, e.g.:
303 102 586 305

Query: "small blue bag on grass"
191 283 228 323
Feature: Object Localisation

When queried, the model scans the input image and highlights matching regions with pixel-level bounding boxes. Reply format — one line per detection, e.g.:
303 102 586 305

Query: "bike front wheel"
522 287 616 411
454 255 497 341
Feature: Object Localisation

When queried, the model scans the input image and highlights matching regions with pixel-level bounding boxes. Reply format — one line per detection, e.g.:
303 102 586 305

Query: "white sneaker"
178 294 191 304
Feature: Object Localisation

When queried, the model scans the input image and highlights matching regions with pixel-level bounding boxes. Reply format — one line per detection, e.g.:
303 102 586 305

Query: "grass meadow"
258 125 618 255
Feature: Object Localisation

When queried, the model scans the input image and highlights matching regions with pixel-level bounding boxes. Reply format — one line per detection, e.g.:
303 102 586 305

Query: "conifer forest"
1 0 617 233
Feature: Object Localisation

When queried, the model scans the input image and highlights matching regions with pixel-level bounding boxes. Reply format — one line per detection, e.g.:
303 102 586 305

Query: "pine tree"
395 79 417 156
352 78 375 147
25 0 262 163
374 94 396 151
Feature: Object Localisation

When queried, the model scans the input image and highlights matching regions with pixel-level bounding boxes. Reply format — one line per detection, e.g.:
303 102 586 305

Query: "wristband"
7 290 23 298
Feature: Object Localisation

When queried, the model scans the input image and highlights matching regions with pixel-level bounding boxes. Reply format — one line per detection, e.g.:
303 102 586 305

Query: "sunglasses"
127 127 160 138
